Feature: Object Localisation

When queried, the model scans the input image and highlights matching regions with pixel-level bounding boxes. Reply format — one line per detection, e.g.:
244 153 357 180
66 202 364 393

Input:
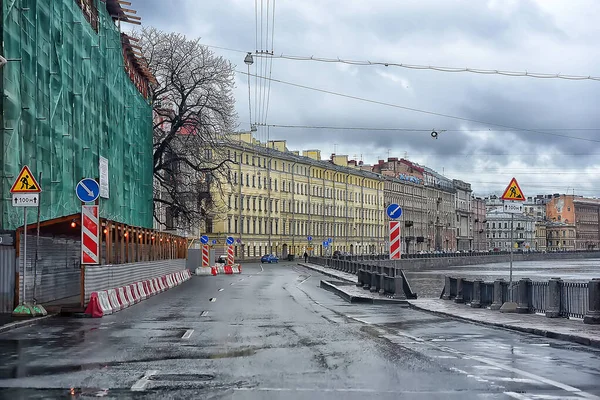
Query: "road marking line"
210 298 216 302
130 370 158 392
200 311 208 317
182 329 194 339
230 283 235 286
218 288 224 292
298 275 312 286
260 264 264 272
468 355 599 399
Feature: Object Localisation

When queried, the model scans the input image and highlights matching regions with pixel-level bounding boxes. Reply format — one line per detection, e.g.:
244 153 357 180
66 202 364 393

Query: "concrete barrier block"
471 279 482 308
516 278 532 314
545 278 562 318
491 278 504 310
455 278 464 304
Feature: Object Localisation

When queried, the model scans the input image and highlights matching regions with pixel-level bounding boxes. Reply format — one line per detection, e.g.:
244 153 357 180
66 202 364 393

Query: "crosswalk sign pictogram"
500 177 524 201
10 165 41 193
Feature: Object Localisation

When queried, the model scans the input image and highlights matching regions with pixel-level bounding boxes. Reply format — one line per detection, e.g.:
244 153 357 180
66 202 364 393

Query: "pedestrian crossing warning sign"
500 177 524 201
10 165 41 193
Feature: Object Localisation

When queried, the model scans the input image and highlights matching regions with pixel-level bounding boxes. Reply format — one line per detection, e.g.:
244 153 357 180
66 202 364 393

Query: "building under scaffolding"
0 1 189 314
0 0 154 231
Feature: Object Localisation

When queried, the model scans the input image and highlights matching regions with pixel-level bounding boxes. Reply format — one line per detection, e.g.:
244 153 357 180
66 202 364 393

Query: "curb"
320 280 408 305
297 263 356 283
407 302 600 349
0 314 55 334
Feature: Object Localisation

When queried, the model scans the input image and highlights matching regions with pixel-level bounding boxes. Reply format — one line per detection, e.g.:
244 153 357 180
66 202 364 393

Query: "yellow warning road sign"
500 177 524 201
10 165 41 193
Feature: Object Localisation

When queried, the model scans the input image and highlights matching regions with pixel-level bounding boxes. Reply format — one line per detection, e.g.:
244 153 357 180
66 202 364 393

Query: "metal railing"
561 282 588 319
531 281 548 313
442 276 596 322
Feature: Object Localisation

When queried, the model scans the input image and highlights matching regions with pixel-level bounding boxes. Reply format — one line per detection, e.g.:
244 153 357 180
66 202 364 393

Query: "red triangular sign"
10 165 42 193
500 177 525 201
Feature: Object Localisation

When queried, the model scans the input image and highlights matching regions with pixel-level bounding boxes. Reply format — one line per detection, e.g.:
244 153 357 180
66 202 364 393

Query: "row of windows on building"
226 217 383 237
487 221 529 229
227 196 382 220
233 173 380 204
487 232 527 239
230 151 380 187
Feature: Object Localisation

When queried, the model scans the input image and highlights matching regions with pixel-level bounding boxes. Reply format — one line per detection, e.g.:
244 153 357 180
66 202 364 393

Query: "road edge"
297 263 356 283
0 314 55 334
407 302 600 349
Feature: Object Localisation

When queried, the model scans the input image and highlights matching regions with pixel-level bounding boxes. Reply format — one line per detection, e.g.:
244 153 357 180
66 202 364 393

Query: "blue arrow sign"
200 235 209 244
386 203 403 219
307 236 313 241
323 241 329 247
212 239 217 245
76 178 100 203
226 236 234 245
328 237 333 243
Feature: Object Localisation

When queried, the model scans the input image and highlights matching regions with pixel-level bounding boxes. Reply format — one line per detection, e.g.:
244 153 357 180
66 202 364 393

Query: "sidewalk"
296 263 600 349
0 314 54 334
297 262 357 283
408 299 600 349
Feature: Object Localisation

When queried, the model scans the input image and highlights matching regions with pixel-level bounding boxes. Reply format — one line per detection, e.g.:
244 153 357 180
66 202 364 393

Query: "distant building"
546 221 576 252
546 195 600 250
534 222 547 252
524 195 551 221
486 210 535 251
471 197 487 251
453 180 473 251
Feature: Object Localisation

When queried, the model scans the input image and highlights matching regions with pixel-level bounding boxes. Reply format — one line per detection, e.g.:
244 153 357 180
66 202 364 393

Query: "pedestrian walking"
303 251 308 263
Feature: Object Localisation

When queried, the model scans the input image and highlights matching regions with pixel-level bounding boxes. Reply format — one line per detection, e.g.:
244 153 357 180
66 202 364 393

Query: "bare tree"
136 27 237 233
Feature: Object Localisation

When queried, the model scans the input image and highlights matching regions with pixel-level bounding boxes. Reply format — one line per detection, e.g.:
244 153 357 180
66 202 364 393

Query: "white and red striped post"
389 221 401 260
226 245 234 265
201 245 210 267
81 205 100 264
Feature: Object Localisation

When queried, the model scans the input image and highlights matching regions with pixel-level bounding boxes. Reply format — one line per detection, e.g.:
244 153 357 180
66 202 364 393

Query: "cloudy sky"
135 0 600 198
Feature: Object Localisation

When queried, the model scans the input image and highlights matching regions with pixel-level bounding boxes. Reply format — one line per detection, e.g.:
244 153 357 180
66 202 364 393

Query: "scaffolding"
1 0 153 230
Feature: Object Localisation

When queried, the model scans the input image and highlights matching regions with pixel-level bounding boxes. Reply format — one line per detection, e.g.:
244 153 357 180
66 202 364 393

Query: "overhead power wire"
263 0 276 126
253 53 600 82
257 123 600 132
236 70 600 144
197 42 599 83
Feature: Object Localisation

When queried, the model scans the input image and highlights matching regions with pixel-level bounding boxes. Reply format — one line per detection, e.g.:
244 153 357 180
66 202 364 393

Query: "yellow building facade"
210 133 385 259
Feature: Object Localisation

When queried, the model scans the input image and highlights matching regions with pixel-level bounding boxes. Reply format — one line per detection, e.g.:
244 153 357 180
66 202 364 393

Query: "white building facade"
486 210 535 251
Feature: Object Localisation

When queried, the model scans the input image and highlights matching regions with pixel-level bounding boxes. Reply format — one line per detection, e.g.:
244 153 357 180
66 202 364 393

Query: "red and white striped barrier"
197 264 242 276
84 269 192 318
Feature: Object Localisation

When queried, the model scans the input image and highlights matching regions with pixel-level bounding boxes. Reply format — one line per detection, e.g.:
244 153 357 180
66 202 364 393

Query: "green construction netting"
1 0 153 230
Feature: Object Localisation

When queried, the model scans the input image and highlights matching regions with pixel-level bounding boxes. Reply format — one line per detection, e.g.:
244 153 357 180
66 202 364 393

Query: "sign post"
386 204 403 260
226 236 235 265
200 235 209 267
500 177 526 303
10 166 43 316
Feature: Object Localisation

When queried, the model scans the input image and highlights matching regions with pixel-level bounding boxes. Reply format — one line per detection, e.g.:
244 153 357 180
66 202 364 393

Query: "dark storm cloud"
133 0 600 196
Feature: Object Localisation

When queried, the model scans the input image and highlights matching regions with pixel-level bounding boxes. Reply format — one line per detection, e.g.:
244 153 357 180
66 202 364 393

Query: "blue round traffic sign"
200 235 209 244
76 178 100 203
323 241 329 247
226 236 234 245
307 236 313 241
212 239 217 245
386 203 403 219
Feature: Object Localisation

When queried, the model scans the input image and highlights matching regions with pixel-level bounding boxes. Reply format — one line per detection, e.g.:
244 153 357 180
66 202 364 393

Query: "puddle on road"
208 348 256 359
151 373 215 381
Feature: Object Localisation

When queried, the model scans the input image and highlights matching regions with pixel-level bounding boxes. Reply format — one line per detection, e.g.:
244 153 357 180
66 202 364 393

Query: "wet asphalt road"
0 262 599 399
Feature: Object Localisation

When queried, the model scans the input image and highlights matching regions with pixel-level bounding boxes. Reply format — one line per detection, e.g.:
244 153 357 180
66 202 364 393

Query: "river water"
403 258 600 298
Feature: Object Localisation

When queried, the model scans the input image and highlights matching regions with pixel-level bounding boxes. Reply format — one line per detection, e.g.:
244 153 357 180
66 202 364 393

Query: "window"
274 179 278 191
228 218 231 233
75 0 99 32
253 198 256 211
252 176 256 187
247 198 250 210
246 174 249 187
245 155 249 164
